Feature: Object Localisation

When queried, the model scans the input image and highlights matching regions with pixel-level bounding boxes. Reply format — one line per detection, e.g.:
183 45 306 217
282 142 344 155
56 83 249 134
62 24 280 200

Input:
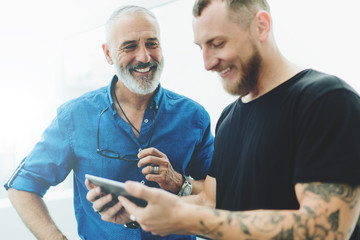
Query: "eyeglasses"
97 107 156 162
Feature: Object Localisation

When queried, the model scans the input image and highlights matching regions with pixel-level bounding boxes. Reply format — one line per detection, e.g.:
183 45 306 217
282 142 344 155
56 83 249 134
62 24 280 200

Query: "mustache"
128 61 159 72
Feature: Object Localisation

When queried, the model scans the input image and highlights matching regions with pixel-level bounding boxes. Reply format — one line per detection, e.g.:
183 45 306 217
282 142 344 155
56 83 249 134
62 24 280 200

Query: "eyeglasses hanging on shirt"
96 105 156 162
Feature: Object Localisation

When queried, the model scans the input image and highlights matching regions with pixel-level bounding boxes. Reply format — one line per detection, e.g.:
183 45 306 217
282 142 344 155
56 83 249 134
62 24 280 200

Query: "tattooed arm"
119 181 360 240
183 182 360 240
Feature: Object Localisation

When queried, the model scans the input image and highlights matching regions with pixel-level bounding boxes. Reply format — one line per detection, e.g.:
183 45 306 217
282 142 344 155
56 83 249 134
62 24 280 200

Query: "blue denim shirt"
5 76 214 240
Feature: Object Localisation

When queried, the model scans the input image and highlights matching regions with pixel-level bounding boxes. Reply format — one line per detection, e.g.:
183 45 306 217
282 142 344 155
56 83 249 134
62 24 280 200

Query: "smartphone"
85 174 147 207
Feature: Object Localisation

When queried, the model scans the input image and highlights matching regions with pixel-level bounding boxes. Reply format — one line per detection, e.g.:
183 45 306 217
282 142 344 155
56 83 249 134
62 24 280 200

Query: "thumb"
124 181 159 203
118 195 138 217
118 181 156 218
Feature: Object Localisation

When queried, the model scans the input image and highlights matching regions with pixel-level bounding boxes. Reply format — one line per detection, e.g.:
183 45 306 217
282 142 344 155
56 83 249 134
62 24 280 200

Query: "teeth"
134 67 151 73
219 67 230 75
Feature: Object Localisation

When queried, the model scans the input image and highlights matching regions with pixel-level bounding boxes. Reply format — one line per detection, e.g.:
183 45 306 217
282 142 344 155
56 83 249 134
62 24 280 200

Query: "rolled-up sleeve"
4 106 75 197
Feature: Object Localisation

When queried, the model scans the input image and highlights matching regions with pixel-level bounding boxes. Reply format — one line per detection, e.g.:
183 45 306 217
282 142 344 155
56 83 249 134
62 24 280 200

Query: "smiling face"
104 12 163 95
193 0 262 96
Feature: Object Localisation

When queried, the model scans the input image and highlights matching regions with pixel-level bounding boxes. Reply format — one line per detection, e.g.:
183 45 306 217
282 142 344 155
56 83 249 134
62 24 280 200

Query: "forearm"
190 179 203 195
182 188 215 209
179 182 360 240
181 181 360 240
180 205 355 240
180 206 294 239
8 188 67 240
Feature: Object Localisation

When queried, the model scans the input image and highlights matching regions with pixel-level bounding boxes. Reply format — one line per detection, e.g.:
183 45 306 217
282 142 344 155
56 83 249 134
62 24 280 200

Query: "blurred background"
0 0 359 238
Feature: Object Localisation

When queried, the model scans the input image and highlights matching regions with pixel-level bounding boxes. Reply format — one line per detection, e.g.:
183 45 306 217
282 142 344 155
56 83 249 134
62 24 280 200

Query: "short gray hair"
105 5 159 44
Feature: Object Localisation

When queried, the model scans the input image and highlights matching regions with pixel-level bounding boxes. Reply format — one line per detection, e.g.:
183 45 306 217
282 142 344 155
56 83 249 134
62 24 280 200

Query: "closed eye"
211 41 224 48
122 44 137 51
146 42 160 49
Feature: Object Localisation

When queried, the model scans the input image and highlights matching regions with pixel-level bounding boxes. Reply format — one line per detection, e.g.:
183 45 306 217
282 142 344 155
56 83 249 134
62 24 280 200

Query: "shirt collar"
107 75 162 115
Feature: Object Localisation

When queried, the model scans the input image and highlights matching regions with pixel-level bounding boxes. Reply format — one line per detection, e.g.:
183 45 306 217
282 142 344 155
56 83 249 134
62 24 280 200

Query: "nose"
202 48 219 71
136 44 151 63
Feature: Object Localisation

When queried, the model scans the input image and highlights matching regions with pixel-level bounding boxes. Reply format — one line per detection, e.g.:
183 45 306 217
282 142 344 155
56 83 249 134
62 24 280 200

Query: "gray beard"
113 59 164 95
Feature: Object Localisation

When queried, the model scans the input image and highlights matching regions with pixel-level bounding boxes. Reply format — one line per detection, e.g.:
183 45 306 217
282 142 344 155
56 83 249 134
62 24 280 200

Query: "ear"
102 43 114 65
254 11 271 42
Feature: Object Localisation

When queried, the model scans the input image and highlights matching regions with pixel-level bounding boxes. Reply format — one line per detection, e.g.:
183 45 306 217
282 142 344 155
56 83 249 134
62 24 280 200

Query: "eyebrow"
147 37 159 42
119 38 159 49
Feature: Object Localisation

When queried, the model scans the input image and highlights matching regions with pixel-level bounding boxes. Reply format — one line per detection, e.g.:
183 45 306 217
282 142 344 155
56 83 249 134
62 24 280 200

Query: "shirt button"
138 148 142 153
141 180 145 185
144 119 149 123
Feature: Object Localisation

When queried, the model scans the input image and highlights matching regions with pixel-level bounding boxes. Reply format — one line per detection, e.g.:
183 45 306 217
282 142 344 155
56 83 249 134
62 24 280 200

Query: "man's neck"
242 51 304 103
114 80 154 111
113 80 157 138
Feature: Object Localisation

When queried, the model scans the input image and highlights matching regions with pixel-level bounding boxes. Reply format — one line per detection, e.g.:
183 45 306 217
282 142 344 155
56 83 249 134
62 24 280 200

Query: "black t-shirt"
208 69 360 237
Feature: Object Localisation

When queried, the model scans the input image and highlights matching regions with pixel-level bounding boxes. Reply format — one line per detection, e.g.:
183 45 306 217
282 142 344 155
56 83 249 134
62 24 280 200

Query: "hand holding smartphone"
85 174 148 207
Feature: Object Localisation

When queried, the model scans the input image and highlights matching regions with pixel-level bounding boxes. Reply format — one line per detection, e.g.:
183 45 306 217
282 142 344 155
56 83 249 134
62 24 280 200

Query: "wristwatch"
177 175 192 196
124 221 140 229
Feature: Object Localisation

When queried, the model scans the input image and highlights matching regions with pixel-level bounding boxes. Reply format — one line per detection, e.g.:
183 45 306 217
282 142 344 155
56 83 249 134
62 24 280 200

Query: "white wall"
270 0 360 91
0 190 78 239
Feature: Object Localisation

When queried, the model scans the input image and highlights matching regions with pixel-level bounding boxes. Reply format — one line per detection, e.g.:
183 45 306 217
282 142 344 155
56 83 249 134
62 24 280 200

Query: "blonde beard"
220 45 261 97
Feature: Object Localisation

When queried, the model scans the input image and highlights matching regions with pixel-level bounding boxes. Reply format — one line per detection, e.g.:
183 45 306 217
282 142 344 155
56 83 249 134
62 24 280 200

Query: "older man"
118 1 360 239
4 5 214 240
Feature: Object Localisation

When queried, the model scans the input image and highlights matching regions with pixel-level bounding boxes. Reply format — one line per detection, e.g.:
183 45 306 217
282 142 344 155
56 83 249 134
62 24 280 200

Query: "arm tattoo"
304 183 360 208
198 209 224 239
271 228 294 240
197 183 359 239
235 213 251 236
290 208 344 240
251 211 286 233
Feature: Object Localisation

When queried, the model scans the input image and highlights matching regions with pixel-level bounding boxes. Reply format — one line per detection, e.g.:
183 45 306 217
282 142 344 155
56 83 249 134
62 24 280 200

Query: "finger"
85 179 96 190
141 165 153 175
142 165 163 176
124 181 161 203
145 173 164 183
101 201 124 220
138 147 165 160
138 155 164 168
92 193 113 213
118 196 139 216
86 186 103 202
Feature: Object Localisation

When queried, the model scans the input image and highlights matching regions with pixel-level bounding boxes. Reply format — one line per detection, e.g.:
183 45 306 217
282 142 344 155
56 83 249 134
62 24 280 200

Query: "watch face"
183 185 192 196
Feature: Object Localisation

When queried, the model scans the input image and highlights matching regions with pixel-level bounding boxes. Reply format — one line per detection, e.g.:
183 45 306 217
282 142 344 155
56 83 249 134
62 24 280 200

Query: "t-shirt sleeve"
294 89 360 184
206 104 232 178
4 106 75 197
207 155 216 178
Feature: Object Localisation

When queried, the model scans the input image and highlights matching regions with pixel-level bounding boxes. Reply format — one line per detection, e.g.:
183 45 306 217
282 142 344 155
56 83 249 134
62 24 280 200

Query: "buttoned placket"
112 103 157 185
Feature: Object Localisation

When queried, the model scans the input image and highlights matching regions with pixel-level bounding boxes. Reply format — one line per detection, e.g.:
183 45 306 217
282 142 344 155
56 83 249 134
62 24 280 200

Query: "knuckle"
86 193 91 201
